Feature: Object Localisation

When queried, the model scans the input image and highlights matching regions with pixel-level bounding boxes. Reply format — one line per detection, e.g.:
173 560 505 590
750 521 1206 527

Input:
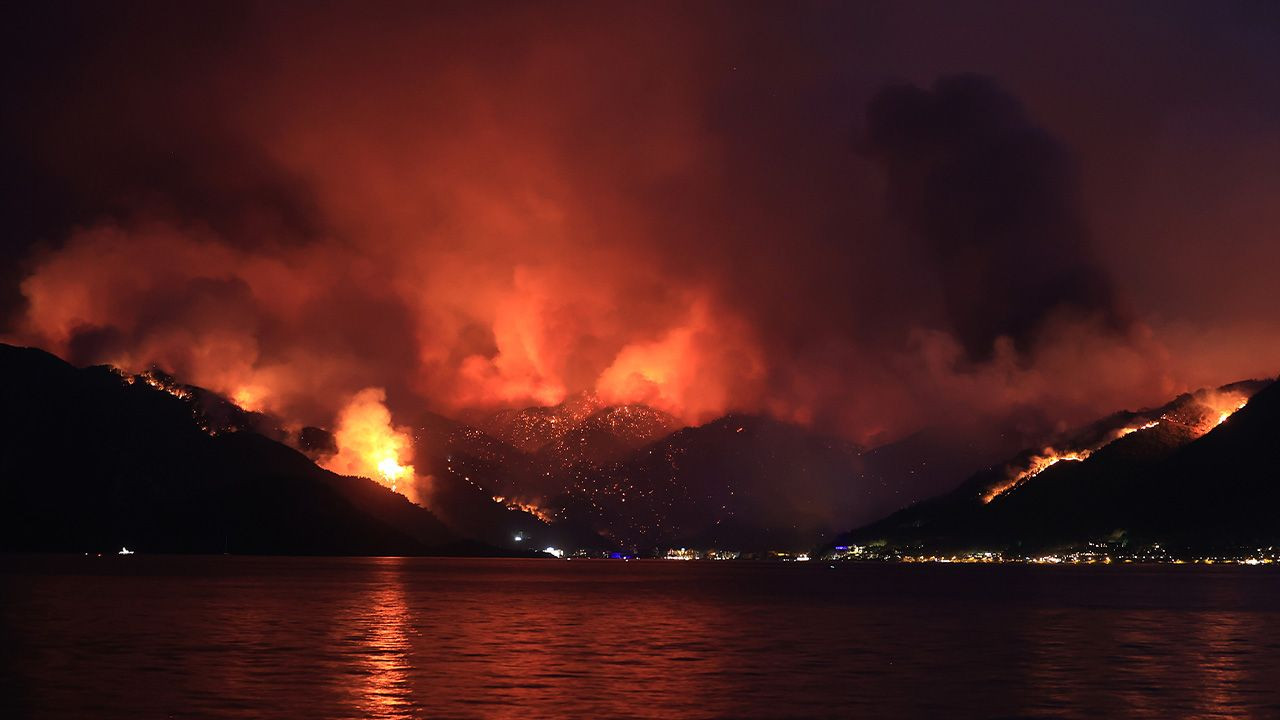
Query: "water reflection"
1197 609 1254 719
5 558 1280 719
1111 610 1179 718
392 562 735 717
352 558 417 719
1022 608 1082 715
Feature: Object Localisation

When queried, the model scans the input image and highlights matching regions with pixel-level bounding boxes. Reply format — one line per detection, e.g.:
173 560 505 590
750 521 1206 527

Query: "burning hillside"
11 5 1280 484
4 3 1280 563
982 384 1261 504
318 388 423 504
0 343 462 555
836 377 1278 556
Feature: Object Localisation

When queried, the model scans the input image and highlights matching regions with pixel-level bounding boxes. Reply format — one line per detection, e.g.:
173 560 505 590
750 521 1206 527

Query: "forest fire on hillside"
982 385 1259 505
119 369 194 402
1199 392 1250 432
981 420 1161 504
1153 389 1254 437
320 388 423 504
4 2 1280 552
491 496 557 524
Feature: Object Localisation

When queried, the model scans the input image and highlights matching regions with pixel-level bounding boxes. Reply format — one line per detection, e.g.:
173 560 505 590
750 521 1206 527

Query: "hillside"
532 414 865 552
427 404 972 553
0 344 478 555
834 378 1279 556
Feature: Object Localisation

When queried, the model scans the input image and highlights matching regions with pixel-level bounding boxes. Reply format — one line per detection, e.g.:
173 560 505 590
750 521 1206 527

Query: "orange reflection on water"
1022 609 1079 714
1109 611 1173 719
1196 609 1254 720
417 562 733 718
352 558 417 719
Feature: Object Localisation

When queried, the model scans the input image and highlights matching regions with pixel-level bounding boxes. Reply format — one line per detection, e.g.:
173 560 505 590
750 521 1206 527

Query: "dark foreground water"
3 557 1280 719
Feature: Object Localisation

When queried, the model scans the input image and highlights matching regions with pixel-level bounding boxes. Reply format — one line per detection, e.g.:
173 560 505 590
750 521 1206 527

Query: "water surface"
4 556 1280 718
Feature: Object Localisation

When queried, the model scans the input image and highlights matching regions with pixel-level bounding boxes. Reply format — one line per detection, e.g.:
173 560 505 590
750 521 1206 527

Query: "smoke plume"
5 2 1279 487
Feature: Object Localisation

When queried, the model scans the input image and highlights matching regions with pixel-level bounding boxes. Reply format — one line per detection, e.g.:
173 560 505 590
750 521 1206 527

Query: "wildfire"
120 369 194 401
982 450 1089 504
321 388 422 503
231 385 268 413
1209 397 1248 429
491 495 557 524
1172 389 1252 436
377 456 411 487
982 420 1161 504
1115 420 1161 438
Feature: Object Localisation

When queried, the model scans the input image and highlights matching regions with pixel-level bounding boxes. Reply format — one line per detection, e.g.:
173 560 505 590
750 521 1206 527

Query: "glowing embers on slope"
113 366 227 435
981 420 1161 504
1154 388 1252 438
1196 391 1250 434
118 368 194 401
491 495 557 524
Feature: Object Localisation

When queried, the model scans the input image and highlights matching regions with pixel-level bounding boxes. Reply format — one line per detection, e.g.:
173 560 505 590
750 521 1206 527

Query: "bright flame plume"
322 387 422 504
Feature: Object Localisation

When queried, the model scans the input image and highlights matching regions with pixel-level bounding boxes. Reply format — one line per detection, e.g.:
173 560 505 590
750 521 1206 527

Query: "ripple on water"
4 557 1280 719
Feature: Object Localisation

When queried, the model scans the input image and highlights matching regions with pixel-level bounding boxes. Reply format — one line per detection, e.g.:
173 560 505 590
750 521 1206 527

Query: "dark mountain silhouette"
412 397 687 552
416 405 878 553
852 426 1017 520
1148 379 1280 550
21 340 1227 558
408 414 612 554
261 408 592 555
533 415 866 552
0 343 979 556
833 378 1279 555
427 402 962 553
0 343 519 556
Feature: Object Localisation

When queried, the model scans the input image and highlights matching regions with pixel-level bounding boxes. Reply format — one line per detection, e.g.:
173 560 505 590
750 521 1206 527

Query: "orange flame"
982 420 1161 504
986 388 1257 504
982 449 1089 504
321 388 422 504
126 369 194 401
1198 391 1249 432
1155 389 1252 437
231 385 269 413
491 495 557 524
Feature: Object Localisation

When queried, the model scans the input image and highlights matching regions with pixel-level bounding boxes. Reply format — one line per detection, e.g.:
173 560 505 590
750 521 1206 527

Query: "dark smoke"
864 74 1123 361
0 1 315 326
3 2 1279 475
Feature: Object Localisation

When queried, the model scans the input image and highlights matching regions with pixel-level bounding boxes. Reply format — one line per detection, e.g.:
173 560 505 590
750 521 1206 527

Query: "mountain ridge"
832 376 1280 556
0 343 522 556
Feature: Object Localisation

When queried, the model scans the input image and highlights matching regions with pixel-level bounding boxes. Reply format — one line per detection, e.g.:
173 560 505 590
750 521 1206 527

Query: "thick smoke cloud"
864 75 1122 360
4 2 1280 474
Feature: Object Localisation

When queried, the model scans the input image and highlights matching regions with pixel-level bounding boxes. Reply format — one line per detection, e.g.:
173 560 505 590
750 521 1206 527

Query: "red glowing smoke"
5 2 1280 477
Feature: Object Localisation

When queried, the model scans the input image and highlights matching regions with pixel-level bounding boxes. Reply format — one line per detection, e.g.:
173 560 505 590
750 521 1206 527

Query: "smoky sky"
864 74 1122 360
4 1 1280 447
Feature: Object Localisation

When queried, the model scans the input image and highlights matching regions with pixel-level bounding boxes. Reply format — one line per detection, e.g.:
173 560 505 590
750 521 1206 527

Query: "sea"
3 556 1279 719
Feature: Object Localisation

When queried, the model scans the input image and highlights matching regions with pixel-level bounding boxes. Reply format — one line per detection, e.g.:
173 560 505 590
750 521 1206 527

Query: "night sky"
5 0 1280 469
